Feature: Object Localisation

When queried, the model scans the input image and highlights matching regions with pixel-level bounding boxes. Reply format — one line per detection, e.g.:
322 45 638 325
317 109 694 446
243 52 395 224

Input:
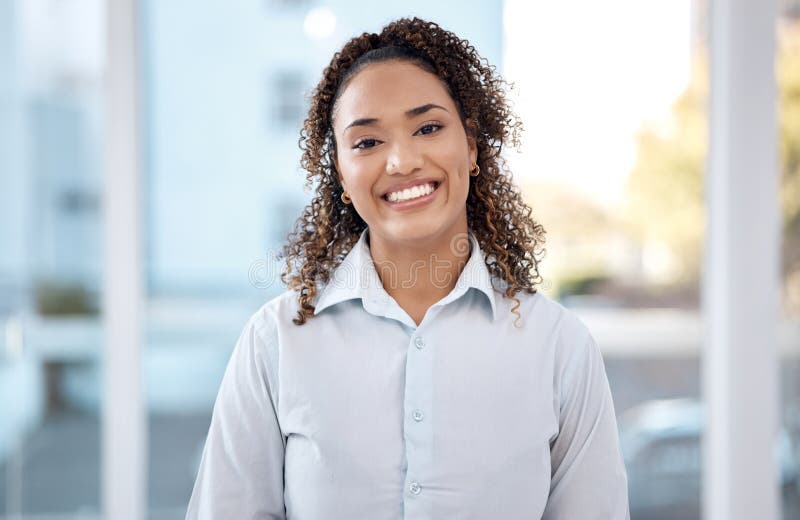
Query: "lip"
381 178 441 198
381 180 441 211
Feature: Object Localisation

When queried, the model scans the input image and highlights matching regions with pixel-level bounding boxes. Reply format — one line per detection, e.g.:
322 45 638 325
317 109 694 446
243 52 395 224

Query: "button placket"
403 330 432 515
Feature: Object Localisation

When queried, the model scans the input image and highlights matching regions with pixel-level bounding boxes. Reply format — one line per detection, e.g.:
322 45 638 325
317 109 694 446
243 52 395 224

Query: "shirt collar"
313 227 497 321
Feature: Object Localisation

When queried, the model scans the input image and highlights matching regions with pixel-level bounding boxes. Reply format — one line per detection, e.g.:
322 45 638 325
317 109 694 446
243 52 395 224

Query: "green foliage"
779 20 800 274
35 281 99 316
555 270 613 299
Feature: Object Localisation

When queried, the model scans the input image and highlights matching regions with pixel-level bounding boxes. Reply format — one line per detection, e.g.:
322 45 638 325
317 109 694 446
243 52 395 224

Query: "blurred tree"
623 18 800 314
521 179 621 298
778 19 800 316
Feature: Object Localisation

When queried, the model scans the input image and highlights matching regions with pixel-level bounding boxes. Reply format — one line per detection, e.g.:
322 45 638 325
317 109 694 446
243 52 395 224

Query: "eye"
353 138 380 150
416 123 444 136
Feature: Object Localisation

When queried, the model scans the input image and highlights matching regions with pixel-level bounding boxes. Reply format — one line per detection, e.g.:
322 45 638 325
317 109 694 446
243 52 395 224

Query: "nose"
385 136 423 176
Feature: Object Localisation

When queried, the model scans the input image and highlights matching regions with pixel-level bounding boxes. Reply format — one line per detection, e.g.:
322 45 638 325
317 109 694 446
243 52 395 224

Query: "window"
271 70 306 131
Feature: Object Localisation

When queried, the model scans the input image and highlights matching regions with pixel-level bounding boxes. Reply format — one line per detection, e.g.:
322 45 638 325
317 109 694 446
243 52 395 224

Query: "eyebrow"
344 103 449 131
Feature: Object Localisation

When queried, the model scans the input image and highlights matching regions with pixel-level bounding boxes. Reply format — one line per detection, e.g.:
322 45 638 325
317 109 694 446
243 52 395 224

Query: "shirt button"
412 409 424 422
414 336 425 349
409 481 422 495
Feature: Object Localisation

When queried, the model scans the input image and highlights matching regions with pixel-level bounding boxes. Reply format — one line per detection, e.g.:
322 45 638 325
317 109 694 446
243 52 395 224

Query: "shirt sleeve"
185 313 286 520
542 332 630 520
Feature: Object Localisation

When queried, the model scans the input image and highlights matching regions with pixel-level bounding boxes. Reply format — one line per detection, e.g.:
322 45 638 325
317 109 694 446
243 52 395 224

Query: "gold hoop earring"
470 164 480 177
341 191 352 204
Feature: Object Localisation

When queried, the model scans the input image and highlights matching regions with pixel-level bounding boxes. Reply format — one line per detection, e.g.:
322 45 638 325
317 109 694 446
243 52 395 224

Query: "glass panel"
0 0 104 518
140 2 504 517
505 1 705 518
3 0 792 518
138 1 798 518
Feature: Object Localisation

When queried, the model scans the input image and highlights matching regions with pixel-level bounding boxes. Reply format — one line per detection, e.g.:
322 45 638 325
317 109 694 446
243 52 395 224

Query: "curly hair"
280 16 546 326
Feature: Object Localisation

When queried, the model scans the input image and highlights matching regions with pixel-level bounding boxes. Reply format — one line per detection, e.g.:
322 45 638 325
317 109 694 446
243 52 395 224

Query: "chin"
384 225 436 243
377 219 453 246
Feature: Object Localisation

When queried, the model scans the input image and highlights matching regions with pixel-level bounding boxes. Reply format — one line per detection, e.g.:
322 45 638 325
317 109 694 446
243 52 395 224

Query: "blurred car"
619 397 799 520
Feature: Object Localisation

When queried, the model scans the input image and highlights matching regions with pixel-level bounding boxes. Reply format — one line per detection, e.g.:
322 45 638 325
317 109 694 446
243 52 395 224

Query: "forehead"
333 61 457 126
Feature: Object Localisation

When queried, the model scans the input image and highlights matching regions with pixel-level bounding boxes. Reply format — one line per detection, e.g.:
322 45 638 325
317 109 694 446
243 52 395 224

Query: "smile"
382 181 440 209
384 181 439 202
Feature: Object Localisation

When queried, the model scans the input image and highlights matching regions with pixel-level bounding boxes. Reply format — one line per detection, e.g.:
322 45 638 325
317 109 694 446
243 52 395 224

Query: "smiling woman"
284 19 546 328
186 17 630 520
330 59 480 324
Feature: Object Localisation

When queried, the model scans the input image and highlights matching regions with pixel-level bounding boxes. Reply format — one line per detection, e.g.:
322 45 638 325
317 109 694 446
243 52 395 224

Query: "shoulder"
228 290 300 392
239 289 301 343
538 292 593 347
535 294 604 383
504 290 599 376
497 289 593 345
518 294 612 415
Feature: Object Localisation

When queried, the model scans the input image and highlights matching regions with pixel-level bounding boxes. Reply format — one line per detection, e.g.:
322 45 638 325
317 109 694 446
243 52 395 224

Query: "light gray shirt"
186 227 630 519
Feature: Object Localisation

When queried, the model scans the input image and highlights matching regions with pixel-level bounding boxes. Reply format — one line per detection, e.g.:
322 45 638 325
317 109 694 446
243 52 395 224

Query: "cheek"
339 158 367 186
339 158 381 202
439 148 470 184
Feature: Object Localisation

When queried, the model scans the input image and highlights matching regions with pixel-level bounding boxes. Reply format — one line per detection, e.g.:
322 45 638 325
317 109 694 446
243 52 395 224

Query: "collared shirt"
186 227 630 519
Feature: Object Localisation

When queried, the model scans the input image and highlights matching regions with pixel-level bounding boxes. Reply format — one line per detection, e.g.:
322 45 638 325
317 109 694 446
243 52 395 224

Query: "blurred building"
0 0 504 304
0 1 505 505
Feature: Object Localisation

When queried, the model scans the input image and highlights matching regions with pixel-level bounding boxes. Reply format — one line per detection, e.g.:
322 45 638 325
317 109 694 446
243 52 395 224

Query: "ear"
332 151 345 189
465 118 478 165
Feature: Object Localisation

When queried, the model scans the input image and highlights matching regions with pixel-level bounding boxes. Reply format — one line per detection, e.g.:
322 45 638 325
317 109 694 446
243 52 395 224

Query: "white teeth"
387 182 435 203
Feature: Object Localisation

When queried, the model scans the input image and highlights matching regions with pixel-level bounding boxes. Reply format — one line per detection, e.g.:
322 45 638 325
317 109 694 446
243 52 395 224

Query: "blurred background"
0 0 798 519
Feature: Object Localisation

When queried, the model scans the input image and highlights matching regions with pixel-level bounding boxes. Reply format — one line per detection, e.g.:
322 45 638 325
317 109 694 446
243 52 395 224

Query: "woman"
187 17 629 520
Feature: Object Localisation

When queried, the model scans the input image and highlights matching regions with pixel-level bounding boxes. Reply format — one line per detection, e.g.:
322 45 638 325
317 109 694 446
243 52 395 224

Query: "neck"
366 219 472 310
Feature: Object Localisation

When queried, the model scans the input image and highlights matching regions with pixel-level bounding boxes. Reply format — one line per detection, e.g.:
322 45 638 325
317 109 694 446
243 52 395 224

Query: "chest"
276 317 558 518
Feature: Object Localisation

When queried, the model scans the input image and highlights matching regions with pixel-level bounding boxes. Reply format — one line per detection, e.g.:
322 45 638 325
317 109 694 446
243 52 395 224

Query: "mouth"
381 181 441 210
382 181 440 202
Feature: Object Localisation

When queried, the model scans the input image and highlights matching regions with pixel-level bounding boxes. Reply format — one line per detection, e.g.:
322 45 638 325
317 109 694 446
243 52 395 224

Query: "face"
332 60 477 249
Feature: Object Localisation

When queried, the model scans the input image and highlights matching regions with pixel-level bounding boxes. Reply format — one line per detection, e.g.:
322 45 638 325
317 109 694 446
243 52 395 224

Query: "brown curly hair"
280 17 546 326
